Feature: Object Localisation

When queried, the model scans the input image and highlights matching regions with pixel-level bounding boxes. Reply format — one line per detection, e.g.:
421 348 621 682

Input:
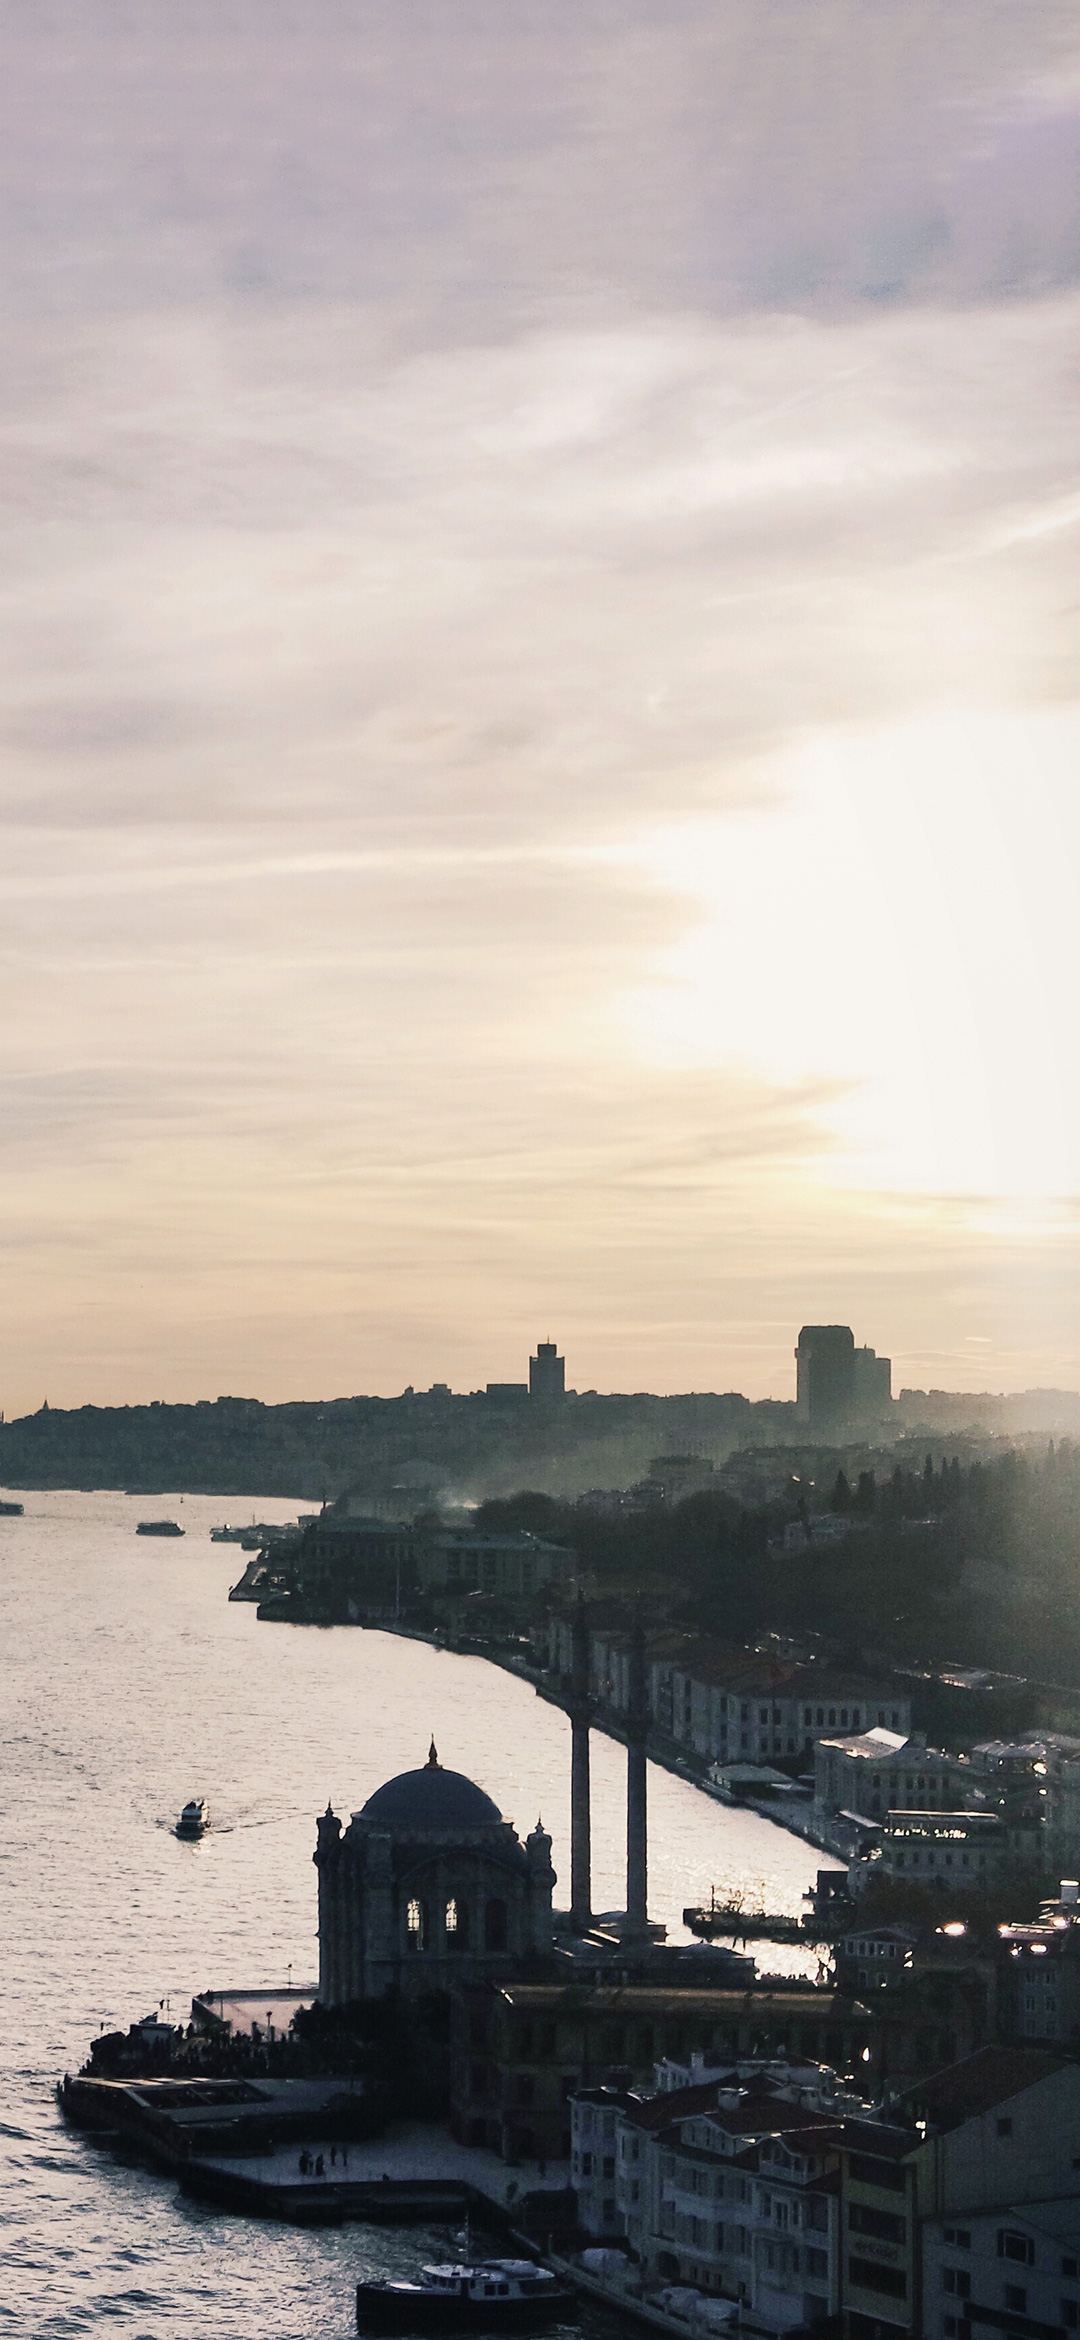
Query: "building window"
849 2259 907 2300
944 2228 971 2248
943 2270 971 2298
849 2204 906 2244
848 2152 906 2192
1061 2302 1079 2330
484 1898 508 1952
1003 2286 1027 2313
997 2117 1013 2138
406 1897 427 1950
998 2232 1034 2265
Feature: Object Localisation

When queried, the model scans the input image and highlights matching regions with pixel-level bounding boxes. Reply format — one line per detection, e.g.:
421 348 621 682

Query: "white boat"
356 2258 574 2331
175 1798 209 1838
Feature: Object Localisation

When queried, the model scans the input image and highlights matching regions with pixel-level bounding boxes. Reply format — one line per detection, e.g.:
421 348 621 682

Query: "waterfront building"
568 2046 1080 2339
853 1809 1041 1896
814 1730 956 1830
569 2064 918 2333
313 1744 556 2003
450 1985 877 2166
417 1529 571 1609
292 1511 422 1617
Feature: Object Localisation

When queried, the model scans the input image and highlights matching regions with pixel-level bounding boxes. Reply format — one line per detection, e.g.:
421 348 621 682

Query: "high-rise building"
795 1324 856 1436
529 1341 565 1403
854 1343 892 1422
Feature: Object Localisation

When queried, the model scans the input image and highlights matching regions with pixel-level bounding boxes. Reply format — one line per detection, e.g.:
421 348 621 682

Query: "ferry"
0 1499 24 1515
175 1798 209 1838
137 1520 185 1537
356 2258 574 2332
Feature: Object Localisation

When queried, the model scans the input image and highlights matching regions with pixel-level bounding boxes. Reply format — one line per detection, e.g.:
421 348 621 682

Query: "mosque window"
485 1898 508 1952
445 1897 470 1946
406 1897 428 1950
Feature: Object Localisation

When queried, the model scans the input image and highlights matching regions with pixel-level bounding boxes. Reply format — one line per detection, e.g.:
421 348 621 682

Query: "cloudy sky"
2 0 1080 1410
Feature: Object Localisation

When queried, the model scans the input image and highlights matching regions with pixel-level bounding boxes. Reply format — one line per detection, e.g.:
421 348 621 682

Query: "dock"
58 2078 571 2227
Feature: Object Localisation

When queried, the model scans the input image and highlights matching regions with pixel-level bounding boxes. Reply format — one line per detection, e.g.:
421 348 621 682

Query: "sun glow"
603 706 1080 1205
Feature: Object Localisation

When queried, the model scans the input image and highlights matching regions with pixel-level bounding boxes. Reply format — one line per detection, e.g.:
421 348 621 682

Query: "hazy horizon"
3 3 1080 1414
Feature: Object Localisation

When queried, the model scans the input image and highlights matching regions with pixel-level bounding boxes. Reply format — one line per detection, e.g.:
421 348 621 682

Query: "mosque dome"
359 1743 503 1830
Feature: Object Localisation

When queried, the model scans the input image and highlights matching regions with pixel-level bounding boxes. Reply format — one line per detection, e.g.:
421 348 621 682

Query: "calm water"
0 1490 837 2338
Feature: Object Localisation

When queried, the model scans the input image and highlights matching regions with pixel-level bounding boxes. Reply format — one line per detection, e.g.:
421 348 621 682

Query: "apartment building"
922 2199 1080 2340
570 2046 1080 2339
570 2065 855 2327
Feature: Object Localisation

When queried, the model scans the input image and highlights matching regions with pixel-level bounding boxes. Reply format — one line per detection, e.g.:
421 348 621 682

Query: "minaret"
313 1803 342 2002
569 1594 593 1931
625 1611 649 1941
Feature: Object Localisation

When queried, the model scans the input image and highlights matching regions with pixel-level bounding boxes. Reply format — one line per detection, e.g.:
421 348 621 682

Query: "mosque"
314 1741 559 2001
313 1615 653 2003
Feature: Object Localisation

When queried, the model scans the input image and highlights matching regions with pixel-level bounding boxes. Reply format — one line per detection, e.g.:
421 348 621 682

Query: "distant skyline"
2 4 1079 1415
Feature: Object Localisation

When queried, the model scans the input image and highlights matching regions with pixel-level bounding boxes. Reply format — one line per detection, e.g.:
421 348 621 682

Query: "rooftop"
497 1984 872 2019
359 1747 504 1831
817 1729 911 1761
902 2046 1071 2127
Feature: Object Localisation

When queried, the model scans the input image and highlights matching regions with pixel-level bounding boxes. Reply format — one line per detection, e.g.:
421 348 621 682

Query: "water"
0 1490 837 2337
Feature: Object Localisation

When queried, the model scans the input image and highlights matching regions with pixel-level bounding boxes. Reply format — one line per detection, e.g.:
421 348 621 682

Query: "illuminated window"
445 1898 458 1932
406 1897 427 1951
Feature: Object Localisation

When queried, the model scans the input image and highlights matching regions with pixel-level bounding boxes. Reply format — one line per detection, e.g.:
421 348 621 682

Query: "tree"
853 1470 877 1517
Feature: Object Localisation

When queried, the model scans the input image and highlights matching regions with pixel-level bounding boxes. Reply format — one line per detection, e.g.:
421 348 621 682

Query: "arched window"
445 1897 470 1947
484 1897 508 1952
406 1897 428 1951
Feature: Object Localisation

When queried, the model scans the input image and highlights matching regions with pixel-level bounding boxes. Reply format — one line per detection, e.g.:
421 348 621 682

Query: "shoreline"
372 1621 846 1871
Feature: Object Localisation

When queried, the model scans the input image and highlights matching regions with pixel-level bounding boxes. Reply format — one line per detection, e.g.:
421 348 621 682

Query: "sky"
2 0 1080 1412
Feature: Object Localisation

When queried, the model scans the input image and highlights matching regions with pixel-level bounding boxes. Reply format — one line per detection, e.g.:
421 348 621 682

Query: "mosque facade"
313 1741 557 2002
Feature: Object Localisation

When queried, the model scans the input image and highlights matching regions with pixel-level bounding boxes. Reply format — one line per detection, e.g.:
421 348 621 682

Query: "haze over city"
3 2 1080 1411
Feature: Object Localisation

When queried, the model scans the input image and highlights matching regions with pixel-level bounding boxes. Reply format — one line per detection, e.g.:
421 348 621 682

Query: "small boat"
0 1500 24 1515
356 2259 574 2332
175 1798 209 1838
137 1520 185 1537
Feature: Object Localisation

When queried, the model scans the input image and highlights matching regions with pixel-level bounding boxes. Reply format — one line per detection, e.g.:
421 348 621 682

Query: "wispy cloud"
2 1 1080 1405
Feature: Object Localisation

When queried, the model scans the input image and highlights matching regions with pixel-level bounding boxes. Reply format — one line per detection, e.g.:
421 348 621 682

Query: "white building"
570 2061 865 2333
922 2199 1080 2340
814 1730 956 1827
